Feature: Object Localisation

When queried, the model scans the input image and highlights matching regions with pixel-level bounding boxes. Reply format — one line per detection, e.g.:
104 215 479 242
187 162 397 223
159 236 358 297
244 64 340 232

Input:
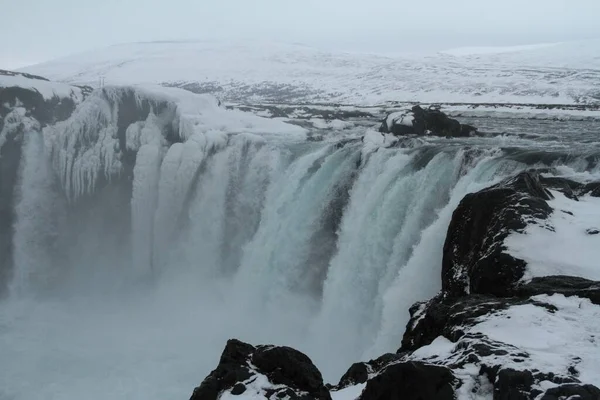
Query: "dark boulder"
516 275 600 305
539 383 600 400
253 345 331 400
379 105 477 138
402 294 518 351
336 353 400 389
358 361 456 400
189 339 331 400
189 339 255 400
493 369 536 400
442 171 553 297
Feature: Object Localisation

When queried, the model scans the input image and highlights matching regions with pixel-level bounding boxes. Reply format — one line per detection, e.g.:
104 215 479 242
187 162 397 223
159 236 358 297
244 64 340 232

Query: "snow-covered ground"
505 190 600 282
19 39 600 105
409 294 600 399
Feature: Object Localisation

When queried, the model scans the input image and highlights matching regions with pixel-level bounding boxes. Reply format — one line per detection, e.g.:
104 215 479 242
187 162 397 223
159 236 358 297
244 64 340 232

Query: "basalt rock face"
379 105 477 137
399 170 600 400
442 171 553 297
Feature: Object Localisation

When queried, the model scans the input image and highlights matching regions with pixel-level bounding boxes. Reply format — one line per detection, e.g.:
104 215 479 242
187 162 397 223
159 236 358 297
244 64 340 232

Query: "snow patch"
219 373 287 400
330 383 366 400
476 294 600 386
361 129 397 156
505 190 600 281
409 294 600 396
385 110 414 129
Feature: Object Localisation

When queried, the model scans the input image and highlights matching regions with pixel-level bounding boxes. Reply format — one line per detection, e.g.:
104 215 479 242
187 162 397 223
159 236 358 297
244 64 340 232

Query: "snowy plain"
19 39 600 105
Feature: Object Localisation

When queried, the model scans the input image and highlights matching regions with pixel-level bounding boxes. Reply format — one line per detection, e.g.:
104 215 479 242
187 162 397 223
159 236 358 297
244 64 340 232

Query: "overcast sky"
2 0 600 69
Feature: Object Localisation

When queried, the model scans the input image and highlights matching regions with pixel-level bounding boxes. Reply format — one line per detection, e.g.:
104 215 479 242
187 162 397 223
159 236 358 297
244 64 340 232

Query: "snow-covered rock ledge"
379 105 477 138
189 171 600 400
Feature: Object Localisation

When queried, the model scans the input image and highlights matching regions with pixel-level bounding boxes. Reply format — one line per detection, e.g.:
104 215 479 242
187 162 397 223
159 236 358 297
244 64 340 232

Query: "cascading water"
1 88 599 400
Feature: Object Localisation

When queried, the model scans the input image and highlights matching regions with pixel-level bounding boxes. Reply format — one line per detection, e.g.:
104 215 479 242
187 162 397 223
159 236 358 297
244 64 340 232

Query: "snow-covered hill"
20 39 600 105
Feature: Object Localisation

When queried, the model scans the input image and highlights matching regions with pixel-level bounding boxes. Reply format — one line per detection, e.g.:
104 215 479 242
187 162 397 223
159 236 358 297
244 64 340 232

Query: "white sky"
1 0 600 69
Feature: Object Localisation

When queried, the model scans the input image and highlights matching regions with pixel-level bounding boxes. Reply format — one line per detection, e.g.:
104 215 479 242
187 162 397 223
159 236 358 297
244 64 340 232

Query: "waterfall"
3 89 598 399
10 130 65 297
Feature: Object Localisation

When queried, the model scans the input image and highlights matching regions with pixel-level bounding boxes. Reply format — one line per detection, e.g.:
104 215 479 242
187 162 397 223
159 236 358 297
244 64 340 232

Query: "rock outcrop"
379 105 477 137
400 170 600 399
442 171 553 297
189 339 331 400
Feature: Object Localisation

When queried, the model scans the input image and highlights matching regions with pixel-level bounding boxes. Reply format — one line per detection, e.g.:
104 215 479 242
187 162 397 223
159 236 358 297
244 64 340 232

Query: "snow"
442 104 600 121
476 294 600 386
410 336 455 359
330 383 366 400
385 110 414 129
505 190 600 281
19 39 600 105
122 85 306 141
309 118 352 130
409 294 600 397
219 373 288 400
45 85 305 200
0 73 85 102
440 43 560 56
0 106 38 150
360 129 397 156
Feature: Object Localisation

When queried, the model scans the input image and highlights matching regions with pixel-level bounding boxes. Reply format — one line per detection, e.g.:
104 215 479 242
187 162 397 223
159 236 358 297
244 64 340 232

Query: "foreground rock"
190 339 331 400
400 170 600 399
379 105 477 137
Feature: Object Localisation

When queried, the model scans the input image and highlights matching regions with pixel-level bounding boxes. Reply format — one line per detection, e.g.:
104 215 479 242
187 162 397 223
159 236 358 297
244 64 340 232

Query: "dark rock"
539 383 600 400
338 363 369 387
337 353 401 389
460 123 478 136
230 383 246 395
189 339 331 400
515 276 600 305
583 182 600 197
358 362 456 400
493 368 535 400
442 171 553 297
586 228 599 235
253 345 331 400
0 69 50 81
190 339 255 400
379 105 476 138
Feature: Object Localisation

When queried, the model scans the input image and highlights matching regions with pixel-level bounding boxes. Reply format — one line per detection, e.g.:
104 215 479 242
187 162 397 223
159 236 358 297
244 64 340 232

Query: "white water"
0 117 559 400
